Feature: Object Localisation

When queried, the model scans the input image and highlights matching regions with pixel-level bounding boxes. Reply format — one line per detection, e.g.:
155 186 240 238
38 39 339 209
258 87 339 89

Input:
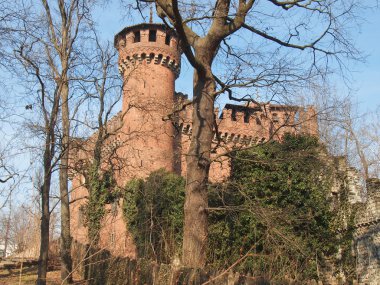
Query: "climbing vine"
123 169 185 263
84 164 117 244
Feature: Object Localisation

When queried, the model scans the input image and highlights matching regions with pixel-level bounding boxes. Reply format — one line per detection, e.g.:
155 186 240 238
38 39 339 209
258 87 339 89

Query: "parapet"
114 23 181 78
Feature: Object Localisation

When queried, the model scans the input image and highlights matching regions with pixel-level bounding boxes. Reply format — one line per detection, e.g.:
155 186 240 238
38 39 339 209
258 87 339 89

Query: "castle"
69 22 321 259
68 22 380 285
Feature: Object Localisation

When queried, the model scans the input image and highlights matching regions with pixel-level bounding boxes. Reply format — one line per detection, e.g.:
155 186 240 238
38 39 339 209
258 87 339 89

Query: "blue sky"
1 1 379 210
93 2 380 113
350 7 380 111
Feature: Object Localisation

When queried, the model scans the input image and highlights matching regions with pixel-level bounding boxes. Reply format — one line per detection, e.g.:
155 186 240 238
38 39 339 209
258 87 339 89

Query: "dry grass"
0 265 85 285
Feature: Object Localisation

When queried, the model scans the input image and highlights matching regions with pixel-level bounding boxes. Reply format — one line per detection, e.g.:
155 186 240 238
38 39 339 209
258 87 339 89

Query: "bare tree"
15 40 61 284
132 0 365 267
316 90 380 182
8 1 92 283
37 1 92 283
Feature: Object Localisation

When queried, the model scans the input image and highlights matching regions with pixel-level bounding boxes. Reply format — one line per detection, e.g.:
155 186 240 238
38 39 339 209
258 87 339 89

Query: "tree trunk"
59 82 73 284
37 139 53 285
3 199 11 257
182 69 215 267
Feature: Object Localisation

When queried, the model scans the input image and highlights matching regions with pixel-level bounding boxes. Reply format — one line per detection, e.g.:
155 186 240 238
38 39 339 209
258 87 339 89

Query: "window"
231 109 237 121
244 112 250 123
149 30 157 42
165 34 171 45
133 31 140 43
272 113 279 123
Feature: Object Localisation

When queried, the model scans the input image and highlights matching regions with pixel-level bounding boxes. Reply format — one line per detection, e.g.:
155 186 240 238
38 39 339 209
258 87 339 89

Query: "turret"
114 23 181 177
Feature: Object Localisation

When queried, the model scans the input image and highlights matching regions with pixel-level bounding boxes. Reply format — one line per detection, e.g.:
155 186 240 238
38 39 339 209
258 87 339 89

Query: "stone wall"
354 178 380 285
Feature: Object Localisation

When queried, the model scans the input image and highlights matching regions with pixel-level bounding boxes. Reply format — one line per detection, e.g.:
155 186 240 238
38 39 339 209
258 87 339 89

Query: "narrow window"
133 31 140 43
149 30 157 42
165 34 171 45
244 112 249 123
272 113 279 123
231 109 237 121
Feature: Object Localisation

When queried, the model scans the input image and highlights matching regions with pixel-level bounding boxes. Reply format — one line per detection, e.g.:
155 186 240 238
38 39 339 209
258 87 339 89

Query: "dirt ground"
0 265 85 285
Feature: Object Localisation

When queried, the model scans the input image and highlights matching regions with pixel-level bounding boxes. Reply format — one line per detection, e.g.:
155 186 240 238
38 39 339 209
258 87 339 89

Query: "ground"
0 261 85 285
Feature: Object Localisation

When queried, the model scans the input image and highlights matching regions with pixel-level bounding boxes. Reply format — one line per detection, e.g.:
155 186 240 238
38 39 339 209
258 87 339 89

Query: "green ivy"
121 134 355 282
207 134 352 281
123 169 185 263
84 165 117 244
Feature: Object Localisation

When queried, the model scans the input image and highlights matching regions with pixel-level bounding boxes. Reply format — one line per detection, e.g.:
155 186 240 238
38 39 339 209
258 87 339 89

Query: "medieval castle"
69 23 380 284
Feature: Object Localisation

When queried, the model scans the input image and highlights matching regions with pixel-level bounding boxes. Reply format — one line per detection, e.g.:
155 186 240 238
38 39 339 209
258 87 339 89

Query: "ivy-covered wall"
354 178 380 285
121 135 357 284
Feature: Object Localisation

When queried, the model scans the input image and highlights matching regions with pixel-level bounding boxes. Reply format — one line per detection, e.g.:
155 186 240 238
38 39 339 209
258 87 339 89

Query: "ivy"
123 169 185 263
207 134 354 281
120 134 355 282
84 164 117 244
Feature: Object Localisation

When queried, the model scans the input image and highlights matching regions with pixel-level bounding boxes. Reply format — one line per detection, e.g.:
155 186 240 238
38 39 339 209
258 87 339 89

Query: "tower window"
231 109 237 121
149 30 157 42
133 31 141 43
244 112 250 123
165 34 171 45
272 113 279 123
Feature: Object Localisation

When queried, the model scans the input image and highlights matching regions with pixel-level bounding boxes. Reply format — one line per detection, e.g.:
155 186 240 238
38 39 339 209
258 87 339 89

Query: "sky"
349 7 380 112
92 2 380 113
1 1 379 212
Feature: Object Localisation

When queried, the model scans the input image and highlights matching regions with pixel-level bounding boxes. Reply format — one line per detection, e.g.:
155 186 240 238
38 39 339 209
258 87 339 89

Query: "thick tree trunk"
182 70 215 267
60 82 73 284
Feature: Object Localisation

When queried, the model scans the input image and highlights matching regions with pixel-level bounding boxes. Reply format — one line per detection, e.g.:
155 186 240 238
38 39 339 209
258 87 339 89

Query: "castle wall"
176 102 318 182
354 179 380 285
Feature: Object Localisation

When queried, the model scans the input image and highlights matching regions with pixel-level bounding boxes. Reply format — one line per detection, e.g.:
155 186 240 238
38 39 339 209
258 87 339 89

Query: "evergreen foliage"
123 169 185 263
84 165 117 244
208 134 338 280
121 135 355 282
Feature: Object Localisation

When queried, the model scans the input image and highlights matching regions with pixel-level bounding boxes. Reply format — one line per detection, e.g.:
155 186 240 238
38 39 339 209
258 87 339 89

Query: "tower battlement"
114 23 181 78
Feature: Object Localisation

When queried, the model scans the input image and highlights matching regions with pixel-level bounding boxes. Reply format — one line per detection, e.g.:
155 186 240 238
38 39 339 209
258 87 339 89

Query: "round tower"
114 23 181 177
